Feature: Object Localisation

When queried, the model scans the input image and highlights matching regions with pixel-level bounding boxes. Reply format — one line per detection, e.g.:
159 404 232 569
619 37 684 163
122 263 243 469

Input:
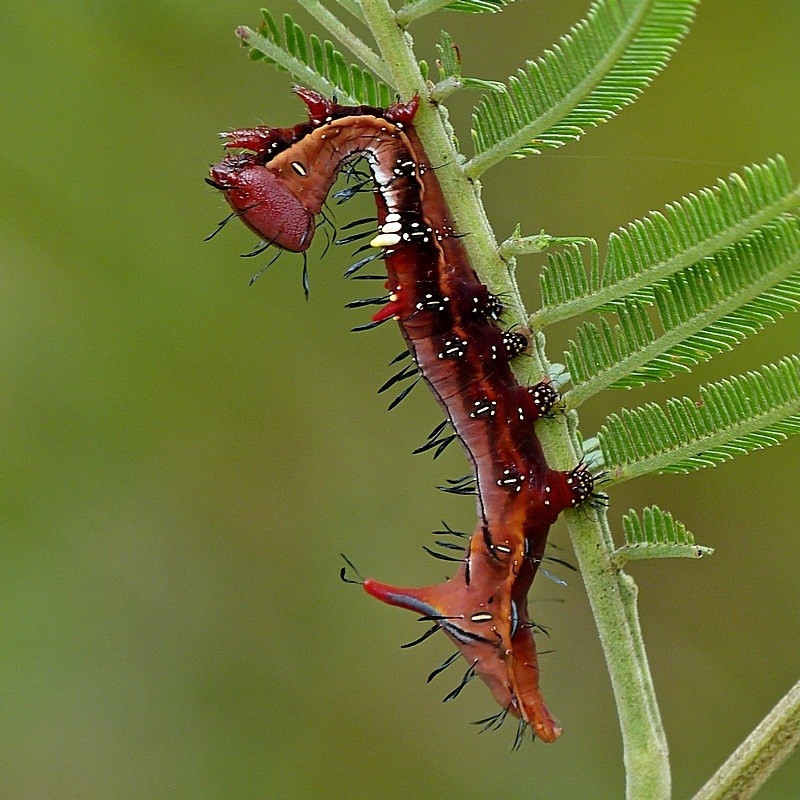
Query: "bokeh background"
2 1 799 798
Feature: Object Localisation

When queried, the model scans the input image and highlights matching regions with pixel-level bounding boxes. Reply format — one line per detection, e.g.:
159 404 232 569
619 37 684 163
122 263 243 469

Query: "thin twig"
691 678 800 800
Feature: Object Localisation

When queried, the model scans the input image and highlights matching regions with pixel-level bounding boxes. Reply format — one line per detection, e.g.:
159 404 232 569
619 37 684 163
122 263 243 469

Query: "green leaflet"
241 10 393 106
445 0 514 13
598 356 800 480
536 157 800 322
564 217 800 405
613 507 713 565
467 0 698 176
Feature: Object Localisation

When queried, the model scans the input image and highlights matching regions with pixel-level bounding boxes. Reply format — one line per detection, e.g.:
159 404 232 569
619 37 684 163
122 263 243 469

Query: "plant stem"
691 678 800 800
358 0 671 796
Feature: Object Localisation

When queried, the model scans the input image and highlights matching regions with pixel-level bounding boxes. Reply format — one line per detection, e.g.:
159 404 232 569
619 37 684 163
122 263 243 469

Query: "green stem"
691 678 800 800
537 414 671 800
359 1 670 796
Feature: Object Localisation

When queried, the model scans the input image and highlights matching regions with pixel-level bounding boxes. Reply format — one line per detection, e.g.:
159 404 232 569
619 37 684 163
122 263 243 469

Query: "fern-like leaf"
466 0 697 176
598 356 800 481
565 217 800 406
397 0 514 25
445 0 514 12
613 507 713 565
536 157 800 323
239 11 393 106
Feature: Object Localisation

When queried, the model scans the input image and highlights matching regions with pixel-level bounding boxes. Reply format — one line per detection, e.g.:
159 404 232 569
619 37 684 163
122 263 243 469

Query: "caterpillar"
208 88 595 744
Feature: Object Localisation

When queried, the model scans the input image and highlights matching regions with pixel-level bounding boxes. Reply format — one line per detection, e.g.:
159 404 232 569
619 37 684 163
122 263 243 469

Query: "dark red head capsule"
209 155 315 252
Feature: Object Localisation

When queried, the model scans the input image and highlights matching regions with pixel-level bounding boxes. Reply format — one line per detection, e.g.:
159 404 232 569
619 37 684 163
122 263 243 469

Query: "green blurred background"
2 1 799 798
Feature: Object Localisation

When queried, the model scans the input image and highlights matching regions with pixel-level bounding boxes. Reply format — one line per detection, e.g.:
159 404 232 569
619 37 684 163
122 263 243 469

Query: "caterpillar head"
209 155 315 253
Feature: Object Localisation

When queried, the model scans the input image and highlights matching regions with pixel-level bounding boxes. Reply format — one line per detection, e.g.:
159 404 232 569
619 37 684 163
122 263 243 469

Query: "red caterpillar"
208 88 594 743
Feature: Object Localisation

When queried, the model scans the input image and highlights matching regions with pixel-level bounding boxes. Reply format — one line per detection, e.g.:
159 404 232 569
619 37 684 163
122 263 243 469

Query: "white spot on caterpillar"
385 212 401 223
469 399 497 419
291 162 307 176
497 469 524 492
438 337 468 359
370 233 402 248
381 221 402 234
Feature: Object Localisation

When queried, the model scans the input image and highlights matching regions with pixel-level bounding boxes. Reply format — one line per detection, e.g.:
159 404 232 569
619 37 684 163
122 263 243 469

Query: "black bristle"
422 546 465 563
343 252 383 278
443 664 477 703
341 216 378 230
344 295 390 309
301 256 310 300
378 364 419 394
473 707 509 733
240 240 270 258
351 318 391 333
426 652 461 683
389 350 412 365
400 624 440 649
336 229 376 246
387 380 419 410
